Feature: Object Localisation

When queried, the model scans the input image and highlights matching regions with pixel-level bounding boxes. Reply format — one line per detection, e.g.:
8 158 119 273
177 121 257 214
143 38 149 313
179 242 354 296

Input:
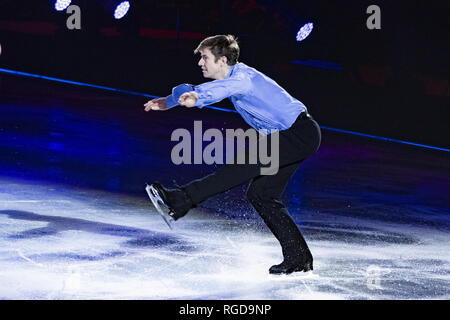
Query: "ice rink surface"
0 75 449 299
1 175 449 300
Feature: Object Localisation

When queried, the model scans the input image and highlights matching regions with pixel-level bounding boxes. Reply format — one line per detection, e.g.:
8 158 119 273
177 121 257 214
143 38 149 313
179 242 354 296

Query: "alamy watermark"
170 121 280 175
366 5 381 30
366 265 391 290
66 5 81 30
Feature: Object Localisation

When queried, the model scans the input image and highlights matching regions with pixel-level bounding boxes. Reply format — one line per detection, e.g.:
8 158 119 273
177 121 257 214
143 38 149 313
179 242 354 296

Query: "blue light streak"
0 67 158 98
291 59 344 71
320 126 450 152
0 67 447 152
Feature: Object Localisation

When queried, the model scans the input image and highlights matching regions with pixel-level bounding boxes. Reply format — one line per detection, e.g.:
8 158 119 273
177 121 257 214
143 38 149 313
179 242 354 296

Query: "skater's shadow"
0 210 194 251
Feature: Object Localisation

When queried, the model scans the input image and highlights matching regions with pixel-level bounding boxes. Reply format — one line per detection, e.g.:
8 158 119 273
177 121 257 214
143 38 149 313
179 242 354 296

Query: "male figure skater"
144 35 321 274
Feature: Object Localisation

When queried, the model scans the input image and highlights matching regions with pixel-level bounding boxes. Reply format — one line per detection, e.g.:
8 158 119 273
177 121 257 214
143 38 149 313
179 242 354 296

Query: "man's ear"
220 56 228 66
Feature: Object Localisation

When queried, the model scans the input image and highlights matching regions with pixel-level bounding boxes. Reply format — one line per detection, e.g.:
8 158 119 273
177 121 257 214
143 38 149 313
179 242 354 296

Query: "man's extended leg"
150 115 321 221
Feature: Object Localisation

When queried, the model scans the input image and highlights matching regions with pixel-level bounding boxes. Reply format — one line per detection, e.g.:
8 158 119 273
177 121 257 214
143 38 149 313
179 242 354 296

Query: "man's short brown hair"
194 34 240 66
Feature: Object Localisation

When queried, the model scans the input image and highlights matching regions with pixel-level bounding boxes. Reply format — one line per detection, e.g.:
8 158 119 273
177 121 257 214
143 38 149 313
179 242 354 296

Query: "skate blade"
145 184 174 230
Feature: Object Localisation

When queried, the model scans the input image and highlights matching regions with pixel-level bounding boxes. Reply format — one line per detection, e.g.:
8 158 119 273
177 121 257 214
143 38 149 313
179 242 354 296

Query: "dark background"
0 0 449 148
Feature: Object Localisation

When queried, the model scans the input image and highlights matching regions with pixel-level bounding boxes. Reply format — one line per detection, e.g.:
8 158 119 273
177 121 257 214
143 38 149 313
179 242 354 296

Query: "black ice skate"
269 253 313 275
145 182 193 229
145 183 174 229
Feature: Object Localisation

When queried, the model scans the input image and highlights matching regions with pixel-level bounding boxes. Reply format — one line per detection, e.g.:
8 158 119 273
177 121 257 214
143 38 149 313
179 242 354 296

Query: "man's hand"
178 91 198 108
144 97 168 111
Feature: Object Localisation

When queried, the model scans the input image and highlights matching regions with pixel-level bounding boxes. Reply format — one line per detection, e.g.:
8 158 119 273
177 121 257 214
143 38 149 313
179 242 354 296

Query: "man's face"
198 48 225 80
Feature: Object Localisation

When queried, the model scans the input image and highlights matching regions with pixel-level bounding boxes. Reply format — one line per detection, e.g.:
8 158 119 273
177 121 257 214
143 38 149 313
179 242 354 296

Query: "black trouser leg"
181 115 321 263
246 161 311 262
181 116 321 262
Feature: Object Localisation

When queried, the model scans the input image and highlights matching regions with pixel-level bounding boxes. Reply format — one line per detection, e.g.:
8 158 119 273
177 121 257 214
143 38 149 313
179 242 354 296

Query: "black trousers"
183 112 321 261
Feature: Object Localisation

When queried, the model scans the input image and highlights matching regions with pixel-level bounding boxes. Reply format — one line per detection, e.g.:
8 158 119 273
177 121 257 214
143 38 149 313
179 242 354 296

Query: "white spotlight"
296 22 314 42
54 0 72 11
114 1 130 19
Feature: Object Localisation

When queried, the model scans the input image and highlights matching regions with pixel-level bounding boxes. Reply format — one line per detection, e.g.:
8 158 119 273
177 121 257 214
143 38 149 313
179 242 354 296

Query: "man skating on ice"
144 35 321 275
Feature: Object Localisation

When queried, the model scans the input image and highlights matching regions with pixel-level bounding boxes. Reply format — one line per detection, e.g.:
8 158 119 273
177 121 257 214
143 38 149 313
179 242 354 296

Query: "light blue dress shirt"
165 62 307 131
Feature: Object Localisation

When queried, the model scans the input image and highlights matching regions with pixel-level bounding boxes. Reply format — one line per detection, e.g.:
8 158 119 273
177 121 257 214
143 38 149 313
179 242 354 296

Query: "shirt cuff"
165 94 178 109
166 83 196 109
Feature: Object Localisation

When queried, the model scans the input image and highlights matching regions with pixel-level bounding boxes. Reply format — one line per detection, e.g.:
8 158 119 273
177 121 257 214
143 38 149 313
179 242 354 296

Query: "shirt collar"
225 63 238 79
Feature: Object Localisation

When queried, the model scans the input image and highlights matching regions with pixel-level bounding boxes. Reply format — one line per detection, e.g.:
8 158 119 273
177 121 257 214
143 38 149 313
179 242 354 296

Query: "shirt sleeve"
193 72 252 108
165 83 196 109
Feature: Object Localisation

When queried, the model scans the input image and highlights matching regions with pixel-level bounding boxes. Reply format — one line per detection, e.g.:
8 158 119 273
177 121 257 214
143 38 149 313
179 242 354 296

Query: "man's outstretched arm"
175 74 252 108
144 72 251 111
144 84 195 111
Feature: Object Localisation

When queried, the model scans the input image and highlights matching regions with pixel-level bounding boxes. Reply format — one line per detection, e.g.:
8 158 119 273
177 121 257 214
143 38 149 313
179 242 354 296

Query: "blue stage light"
114 1 130 19
54 0 72 11
296 22 314 42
